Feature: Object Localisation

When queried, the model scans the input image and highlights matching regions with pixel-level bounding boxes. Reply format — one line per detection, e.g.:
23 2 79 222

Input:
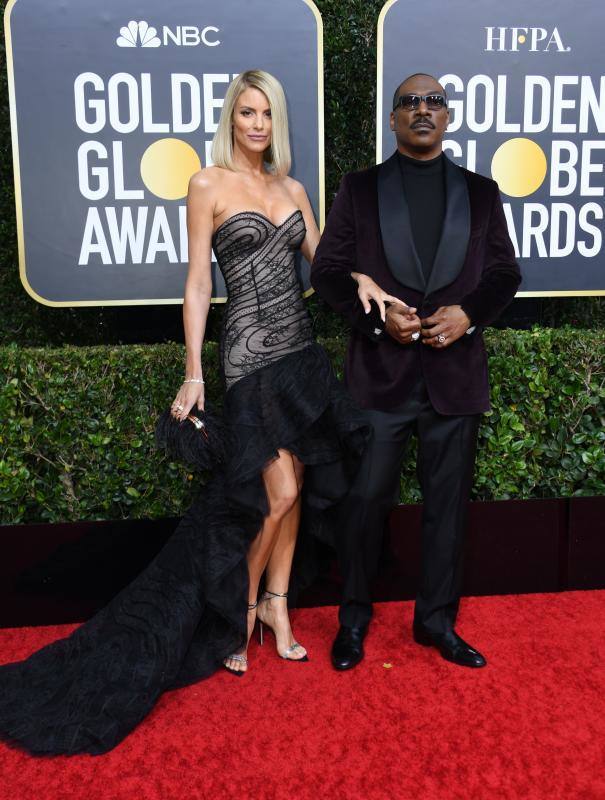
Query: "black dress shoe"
331 625 368 671
413 625 487 668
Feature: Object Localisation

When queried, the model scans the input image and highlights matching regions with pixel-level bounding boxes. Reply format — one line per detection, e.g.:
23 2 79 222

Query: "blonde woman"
0 70 398 755
173 69 401 677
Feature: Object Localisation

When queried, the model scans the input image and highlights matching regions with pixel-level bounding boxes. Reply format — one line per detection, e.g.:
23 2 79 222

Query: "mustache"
411 120 435 129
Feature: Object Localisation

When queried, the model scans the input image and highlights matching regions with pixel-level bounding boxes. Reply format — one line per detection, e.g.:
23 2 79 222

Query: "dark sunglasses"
393 93 447 111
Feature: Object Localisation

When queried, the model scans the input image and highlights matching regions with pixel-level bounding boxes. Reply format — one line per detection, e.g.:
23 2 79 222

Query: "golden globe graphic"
140 139 202 200
378 0 605 295
490 138 548 198
5 0 323 306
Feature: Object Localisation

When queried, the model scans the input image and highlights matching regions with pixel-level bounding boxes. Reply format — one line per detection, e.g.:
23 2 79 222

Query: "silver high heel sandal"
257 590 309 662
224 600 258 677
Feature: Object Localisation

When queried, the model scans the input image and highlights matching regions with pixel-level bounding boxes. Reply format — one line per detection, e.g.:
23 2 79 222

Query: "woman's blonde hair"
211 70 291 177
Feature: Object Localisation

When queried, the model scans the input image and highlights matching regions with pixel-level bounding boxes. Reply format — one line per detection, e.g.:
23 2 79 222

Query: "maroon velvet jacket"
311 153 521 415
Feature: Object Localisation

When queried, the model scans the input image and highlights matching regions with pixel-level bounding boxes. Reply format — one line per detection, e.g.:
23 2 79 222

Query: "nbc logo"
117 20 161 48
116 20 220 48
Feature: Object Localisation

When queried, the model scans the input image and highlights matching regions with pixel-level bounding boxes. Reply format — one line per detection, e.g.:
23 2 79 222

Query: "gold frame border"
375 0 605 299
301 0 324 299
376 0 398 166
517 290 605 297
4 0 324 307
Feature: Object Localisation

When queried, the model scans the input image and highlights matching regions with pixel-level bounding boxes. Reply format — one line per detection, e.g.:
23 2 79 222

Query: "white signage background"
5 0 323 304
378 0 605 296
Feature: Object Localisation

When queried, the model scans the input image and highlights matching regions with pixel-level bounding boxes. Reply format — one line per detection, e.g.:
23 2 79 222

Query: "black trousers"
337 374 480 634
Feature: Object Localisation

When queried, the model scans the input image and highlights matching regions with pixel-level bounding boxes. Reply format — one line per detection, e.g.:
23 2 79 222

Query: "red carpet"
1 592 604 800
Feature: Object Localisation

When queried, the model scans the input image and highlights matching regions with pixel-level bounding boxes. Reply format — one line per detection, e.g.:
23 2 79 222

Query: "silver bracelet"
183 378 205 384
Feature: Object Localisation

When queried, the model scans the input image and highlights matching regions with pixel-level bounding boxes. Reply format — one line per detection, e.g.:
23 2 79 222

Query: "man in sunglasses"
312 73 521 671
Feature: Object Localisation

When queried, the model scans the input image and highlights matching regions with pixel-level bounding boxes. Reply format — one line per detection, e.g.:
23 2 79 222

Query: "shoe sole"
331 656 363 671
414 632 487 668
440 650 487 668
224 667 246 677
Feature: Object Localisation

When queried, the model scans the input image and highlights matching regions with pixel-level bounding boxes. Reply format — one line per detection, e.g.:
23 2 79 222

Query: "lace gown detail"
0 211 371 756
213 210 313 388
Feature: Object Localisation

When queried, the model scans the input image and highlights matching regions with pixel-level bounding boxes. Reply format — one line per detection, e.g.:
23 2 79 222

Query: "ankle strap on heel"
262 590 288 601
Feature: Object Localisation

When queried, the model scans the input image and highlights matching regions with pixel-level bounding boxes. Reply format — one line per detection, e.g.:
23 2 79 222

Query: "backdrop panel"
377 0 605 296
5 0 323 305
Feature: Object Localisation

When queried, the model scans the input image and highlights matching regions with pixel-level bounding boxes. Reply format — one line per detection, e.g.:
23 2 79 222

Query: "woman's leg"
224 449 301 673
264 452 304 591
258 453 308 659
249 449 302 598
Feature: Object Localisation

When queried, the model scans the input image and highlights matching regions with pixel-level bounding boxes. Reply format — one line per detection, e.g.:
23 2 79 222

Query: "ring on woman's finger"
175 404 184 411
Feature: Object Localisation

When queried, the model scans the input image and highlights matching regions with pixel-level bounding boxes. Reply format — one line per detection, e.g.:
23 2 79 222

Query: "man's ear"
389 111 395 131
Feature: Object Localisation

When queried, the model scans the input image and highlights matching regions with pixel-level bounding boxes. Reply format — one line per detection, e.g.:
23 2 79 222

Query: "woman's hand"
170 381 205 422
352 272 415 322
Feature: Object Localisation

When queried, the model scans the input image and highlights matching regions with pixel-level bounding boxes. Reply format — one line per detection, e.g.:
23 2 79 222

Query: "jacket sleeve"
459 186 522 327
311 175 385 341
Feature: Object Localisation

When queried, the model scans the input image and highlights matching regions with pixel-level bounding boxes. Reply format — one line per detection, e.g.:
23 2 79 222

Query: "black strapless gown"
0 210 370 755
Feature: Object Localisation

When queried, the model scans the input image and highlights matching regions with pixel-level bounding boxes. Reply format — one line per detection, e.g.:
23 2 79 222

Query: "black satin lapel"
378 153 425 292
425 156 471 296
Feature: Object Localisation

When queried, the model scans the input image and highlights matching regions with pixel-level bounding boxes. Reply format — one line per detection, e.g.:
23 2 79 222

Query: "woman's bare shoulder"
281 176 314 213
282 175 309 202
189 166 232 193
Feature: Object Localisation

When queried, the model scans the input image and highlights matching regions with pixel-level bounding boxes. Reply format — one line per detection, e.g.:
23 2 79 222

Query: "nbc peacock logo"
115 20 220 47
116 21 161 48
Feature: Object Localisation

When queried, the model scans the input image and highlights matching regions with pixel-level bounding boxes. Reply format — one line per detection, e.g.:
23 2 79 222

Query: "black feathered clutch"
155 405 229 471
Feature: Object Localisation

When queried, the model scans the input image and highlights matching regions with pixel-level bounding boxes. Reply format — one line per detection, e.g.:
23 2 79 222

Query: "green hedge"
1 329 604 525
1 0 605 346
1 2 604 522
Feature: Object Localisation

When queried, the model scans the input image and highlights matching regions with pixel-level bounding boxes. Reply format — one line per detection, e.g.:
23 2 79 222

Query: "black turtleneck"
397 151 445 283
